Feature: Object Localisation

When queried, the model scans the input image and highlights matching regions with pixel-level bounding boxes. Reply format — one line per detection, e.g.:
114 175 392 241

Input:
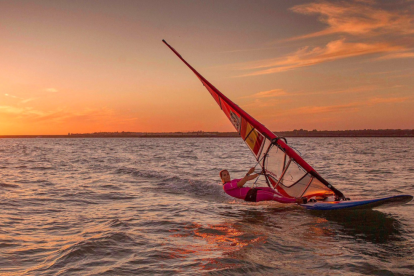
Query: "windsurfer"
220 168 304 204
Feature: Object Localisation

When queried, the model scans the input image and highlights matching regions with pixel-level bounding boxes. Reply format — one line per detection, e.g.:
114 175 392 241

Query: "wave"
0 182 20 188
114 167 165 179
33 231 136 273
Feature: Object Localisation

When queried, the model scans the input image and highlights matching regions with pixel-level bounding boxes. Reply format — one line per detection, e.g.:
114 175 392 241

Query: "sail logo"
230 111 241 131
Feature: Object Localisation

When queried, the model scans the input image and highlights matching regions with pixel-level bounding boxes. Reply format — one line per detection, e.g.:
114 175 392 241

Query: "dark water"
0 138 413 275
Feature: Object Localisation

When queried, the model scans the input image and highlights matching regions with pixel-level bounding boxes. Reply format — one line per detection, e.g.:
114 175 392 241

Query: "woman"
220 168 303 204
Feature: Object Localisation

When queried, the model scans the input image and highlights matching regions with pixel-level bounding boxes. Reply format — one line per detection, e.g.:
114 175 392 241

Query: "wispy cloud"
288 0 414 41
377 51 414 60
27 108 115 124
21 98 35 104
288 96 410 115
235 1 414 76
244 89 287 98
217 46 286 54
0 105 118 125
238 39 401 76
0 105 27 114
45 88 58 93
242 85 380 109
292 103 361 115
4 93 34 104
369 96 409 104
4 93 18 99
306 85 378 96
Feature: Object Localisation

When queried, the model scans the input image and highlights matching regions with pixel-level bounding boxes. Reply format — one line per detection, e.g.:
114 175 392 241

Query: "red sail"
163 40 344 200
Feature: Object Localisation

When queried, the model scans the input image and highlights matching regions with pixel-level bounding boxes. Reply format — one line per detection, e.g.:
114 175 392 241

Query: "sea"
1 137 413 275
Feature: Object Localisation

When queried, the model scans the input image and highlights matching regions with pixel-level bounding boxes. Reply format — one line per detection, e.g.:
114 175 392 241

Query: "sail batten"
163 40 345 200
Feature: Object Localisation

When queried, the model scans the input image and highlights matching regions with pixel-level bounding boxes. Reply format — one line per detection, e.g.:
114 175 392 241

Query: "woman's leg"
256 187 274 193
256 190 297 204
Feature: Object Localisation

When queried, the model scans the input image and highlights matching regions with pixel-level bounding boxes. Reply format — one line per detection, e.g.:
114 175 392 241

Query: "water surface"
0 138 413 275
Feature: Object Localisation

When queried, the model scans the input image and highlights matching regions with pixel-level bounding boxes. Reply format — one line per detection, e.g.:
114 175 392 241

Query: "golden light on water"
168 222 266 270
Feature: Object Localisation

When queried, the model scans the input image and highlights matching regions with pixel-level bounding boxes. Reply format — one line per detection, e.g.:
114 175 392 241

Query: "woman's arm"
247 174 259 181
237 167 258 188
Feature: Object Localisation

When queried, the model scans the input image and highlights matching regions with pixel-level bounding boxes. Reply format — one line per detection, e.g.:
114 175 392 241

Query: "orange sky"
1 0 413 135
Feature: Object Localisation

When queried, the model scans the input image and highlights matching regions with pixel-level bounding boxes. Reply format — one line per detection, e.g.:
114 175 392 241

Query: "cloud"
235 1 414 76
4 93 18 98
306 85 378 96
241 85 380 110
27 108 115 124
377 51 414 60
238 39 401 76
288 96 410 115
368 97 409 104
45 88 58 93
0 106 26 114
20 98 35 104
244 89 287 98
0 105 119 125
4 93 36 104
291 103 361 115
289 1 414 40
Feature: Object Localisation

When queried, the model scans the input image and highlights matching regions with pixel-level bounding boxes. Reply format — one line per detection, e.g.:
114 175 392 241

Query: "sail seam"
244 127 256 142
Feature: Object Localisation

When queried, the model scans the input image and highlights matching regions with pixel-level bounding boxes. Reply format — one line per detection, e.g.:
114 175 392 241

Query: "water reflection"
310 209 404 244
168 220 267 271
306 209 414 269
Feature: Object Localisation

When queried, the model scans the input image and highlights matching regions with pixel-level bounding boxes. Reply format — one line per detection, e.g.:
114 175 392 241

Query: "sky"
1 0 414 135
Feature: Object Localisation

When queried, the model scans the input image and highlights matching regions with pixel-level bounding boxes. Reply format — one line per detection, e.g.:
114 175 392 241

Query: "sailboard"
163 40 413 211
302 195 413 211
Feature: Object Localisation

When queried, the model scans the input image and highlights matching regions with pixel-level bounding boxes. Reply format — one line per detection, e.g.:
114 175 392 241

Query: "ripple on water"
0 138 413 275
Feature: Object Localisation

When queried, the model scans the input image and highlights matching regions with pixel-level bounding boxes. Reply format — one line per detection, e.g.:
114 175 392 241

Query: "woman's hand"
247 167 255 175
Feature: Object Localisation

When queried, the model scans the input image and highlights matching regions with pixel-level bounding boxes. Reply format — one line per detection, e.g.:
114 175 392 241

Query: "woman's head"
219 170 230 183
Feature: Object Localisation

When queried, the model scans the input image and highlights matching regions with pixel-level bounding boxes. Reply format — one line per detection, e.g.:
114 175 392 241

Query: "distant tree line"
2 129 413 139
64 129 414 137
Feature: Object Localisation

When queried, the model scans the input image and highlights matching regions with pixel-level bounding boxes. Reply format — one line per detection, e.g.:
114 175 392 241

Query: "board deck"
301 195 413 211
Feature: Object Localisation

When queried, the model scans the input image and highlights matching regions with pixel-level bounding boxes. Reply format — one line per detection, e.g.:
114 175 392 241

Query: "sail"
163 40 345 200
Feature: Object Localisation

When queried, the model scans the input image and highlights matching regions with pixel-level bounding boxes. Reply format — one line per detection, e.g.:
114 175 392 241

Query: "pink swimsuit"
223 179 297 204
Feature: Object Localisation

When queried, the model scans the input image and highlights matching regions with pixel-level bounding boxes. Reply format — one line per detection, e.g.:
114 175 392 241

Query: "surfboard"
301 195 413 210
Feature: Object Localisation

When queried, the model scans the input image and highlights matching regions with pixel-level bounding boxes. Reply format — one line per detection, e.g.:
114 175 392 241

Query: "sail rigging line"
245 152 270 188
163 39 346 201
252 174 261 188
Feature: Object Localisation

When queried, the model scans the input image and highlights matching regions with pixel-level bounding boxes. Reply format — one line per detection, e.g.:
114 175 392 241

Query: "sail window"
259 138 272 166
279 173 312 198
280 158 307 187
265 145 286 180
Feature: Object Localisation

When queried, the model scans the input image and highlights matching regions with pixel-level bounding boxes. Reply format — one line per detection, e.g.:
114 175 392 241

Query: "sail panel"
264 145 332 198
246 129 265 157
301 178 335 198
200 79 221 107
269 176 294 198
239 118 266 159
221 101 241 132
240 117 251 140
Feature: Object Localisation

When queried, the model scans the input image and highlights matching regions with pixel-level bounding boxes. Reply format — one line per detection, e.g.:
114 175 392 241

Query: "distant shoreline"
2 129 414 138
